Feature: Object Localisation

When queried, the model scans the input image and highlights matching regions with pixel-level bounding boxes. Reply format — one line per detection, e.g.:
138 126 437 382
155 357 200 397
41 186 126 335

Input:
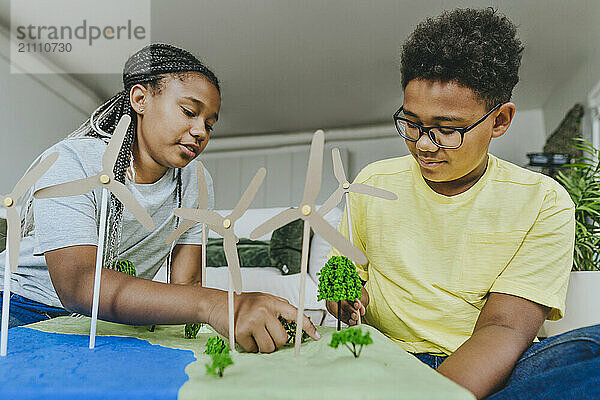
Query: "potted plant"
541 138 600 337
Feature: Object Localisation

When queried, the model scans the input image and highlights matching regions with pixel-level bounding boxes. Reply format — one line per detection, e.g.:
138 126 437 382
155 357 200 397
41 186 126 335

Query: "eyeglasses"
393 103 503 149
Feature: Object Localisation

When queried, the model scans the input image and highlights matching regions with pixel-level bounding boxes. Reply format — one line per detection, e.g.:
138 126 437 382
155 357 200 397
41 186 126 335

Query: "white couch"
155 206 342 326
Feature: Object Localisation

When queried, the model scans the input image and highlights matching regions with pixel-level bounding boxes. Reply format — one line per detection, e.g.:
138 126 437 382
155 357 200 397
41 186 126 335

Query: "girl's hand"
207 291 320 353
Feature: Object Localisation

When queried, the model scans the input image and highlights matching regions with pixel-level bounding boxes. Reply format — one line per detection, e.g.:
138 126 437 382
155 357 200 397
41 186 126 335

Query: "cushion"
269 218 313 275
206 238 270 268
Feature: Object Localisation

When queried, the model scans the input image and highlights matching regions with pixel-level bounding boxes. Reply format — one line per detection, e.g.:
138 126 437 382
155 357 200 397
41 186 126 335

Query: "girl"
0 43 319 353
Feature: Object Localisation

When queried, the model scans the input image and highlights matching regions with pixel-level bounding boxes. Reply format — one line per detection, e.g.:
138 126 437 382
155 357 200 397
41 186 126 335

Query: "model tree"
205 336 230 355
278 316 310 344
205 336 233 378
329 327 373 358
205 353 234 378
115 260 136 277
317 255 362 330
185 323 202 339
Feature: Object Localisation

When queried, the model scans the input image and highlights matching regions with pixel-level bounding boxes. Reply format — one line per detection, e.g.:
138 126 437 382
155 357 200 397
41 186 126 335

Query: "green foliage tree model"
115 260 136 277
205 336 233 378
317 256 362 330
205 353 234 378
278 316 310 344
329 327 373 358
185 323 202 339
205 336 230 355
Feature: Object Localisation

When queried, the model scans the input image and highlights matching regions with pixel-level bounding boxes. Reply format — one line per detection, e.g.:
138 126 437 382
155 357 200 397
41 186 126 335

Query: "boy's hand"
207 291 320 353
326 286 369 326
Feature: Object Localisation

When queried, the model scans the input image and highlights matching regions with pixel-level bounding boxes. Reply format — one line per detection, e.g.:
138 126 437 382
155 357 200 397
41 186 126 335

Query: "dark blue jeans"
413 324 600 399
0 292 70 329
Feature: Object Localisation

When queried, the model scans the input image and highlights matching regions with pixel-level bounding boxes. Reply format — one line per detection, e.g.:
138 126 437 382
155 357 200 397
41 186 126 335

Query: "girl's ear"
129 84 148 115
491 102 516 139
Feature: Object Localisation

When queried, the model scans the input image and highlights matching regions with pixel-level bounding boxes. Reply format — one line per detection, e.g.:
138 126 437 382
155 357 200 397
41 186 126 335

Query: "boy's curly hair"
400 8 524 110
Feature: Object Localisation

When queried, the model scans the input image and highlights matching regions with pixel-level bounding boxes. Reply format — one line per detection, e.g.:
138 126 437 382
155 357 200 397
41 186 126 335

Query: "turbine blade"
331 148 347 184
301 130 324 206
229 168 266 222
249 208 299 240
307 214 367 265
349 183 398 200
174 208 223 228
165 219 196 245
107 181 154 231
223 237 243 294
102 115 131 172
11 152 59 200
318 187 344 216
34 176 98 199
196 161 209 209
6 207 21 273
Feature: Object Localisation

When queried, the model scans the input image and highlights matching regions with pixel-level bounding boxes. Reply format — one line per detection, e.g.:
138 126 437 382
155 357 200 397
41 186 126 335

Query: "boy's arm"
169 244 203 286
436 292 549 399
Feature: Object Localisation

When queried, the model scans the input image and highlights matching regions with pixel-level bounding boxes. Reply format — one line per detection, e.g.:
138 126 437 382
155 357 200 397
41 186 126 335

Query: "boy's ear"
491 102 516 139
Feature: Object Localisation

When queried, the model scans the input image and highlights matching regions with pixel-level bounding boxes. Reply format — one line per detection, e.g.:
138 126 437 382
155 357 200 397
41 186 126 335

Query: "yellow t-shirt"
329 154 575 355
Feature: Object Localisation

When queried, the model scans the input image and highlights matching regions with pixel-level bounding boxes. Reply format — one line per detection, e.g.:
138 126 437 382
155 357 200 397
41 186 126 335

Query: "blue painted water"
0 327 196 400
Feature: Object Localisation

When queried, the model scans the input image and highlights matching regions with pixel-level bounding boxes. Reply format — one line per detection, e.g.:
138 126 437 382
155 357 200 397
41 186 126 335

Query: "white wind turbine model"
318 147 398 325
173 166 266 352
250 130 368 357
1 152 59 356
34 115 155 349
165 160 210 288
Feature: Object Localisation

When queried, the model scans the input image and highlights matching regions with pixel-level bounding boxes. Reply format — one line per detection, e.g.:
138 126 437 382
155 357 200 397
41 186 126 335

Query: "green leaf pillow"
205 238 270 268
269 218 313 275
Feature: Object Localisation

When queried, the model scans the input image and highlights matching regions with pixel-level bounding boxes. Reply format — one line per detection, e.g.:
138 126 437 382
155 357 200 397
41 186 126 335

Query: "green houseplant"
555 138 600 271
541 137 600 338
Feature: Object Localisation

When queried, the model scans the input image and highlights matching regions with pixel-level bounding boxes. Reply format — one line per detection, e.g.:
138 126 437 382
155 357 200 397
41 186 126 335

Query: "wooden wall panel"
198 145 347 209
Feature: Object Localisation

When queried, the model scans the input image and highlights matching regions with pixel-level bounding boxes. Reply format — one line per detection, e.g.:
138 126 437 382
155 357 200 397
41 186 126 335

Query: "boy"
328 8 599 399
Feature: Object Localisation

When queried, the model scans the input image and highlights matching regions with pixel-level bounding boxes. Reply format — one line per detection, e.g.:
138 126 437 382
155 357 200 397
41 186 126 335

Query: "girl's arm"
169 244 203 286
45 244 218 325
45 243 321 352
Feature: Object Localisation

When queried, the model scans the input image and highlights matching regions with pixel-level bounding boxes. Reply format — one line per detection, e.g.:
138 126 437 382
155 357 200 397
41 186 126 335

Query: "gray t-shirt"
0 137 214 308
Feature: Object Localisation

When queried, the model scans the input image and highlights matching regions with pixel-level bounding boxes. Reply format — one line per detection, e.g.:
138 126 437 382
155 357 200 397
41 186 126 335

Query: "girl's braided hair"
22 43 220 272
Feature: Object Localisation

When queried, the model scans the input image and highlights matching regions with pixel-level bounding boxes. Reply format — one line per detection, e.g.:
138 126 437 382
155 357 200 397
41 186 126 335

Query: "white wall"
489 108 546 167
542 3 600 138
0 54 90 193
